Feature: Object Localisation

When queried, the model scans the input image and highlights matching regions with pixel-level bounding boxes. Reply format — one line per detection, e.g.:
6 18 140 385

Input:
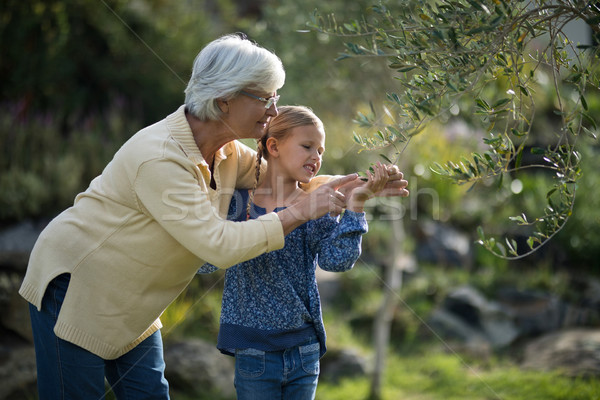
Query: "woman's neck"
186 111 233 167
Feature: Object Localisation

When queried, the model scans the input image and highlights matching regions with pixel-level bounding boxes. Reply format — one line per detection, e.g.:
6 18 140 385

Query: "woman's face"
222 90 279 140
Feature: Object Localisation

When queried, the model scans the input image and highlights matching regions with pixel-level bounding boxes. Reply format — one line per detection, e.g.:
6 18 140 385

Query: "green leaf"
397 65 418 72
379 154 393 163
506 237 517 255
581 112 598 129
475 98 490 110
515 147 523 168
581 95 588 111
343 23 356 32
511 128 527 137
509 215 526 224
496 242 506 256
530 147 546 155
492 98 511 108
582 127 597 140
519 85 529 96
386 93 401 104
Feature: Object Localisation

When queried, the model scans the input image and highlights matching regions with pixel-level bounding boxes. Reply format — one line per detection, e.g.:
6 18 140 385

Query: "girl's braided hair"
246 105 324 218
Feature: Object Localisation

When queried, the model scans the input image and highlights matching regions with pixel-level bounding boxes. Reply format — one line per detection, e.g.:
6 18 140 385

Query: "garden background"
1 0 599 399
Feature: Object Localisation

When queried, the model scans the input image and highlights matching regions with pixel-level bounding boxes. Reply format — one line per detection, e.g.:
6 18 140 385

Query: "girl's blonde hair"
247 105 324 218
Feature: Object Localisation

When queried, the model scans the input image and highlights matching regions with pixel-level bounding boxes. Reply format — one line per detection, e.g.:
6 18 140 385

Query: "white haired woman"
19 34 408 399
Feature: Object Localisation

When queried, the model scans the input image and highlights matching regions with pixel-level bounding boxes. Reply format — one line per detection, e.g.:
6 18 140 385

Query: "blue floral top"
198 189 367 358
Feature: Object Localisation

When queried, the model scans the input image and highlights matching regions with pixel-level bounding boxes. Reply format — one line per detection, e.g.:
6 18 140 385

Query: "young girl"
198 105 389 399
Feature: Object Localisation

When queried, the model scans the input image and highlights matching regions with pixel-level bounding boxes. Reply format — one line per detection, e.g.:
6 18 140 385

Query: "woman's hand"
277 174 358 235
347 162 390 212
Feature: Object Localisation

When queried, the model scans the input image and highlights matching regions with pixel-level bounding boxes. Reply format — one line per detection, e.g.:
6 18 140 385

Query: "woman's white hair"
184 34 285 121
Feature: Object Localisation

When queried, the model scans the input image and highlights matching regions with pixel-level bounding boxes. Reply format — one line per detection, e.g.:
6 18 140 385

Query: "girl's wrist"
347 199 366 213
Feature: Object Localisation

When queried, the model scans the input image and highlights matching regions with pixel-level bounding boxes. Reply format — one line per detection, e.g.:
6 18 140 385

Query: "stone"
0 342 37 400
521 328 600 377
428 285 519 349
320 347 370 383
163 339 235 398
0 220 46 272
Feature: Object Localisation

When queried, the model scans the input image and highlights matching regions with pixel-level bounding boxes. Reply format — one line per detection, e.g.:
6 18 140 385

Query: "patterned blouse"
198 189 367 358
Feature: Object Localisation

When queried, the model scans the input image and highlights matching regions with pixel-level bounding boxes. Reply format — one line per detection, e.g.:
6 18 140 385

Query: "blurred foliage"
0 0 207 127
0 104 139 220
310 0 600 260
161 271 226 343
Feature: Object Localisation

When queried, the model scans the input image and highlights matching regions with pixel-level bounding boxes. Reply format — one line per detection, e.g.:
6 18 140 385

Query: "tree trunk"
368 217 406 400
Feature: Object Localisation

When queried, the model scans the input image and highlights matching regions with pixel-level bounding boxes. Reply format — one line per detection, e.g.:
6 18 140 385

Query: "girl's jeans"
28 273 170 400
234 338 321 400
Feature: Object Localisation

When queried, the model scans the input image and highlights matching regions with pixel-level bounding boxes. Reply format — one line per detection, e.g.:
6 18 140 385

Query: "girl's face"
222 90 278 140
273 124 325 184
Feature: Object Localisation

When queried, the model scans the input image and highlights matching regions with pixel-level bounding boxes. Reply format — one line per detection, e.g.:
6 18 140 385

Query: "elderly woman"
20 34 408 399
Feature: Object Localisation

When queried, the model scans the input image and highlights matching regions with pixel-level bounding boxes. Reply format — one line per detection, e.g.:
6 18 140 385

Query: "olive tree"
310 0 600 260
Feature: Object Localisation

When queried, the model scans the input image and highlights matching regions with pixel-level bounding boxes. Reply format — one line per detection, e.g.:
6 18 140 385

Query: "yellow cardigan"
19 105 286 359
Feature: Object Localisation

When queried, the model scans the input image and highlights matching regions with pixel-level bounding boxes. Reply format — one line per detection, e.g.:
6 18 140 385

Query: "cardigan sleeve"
309 210 368 272
134 158 284 268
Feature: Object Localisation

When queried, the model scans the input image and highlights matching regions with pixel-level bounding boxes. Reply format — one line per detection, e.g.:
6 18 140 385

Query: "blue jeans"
28 274 170 400
234 338 320 400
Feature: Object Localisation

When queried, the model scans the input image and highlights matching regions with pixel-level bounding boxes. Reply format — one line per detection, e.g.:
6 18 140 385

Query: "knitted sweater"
19 105 286 359
198 189 368 358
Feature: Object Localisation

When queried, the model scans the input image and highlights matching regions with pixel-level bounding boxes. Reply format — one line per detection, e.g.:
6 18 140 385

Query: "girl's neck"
253 165 306 212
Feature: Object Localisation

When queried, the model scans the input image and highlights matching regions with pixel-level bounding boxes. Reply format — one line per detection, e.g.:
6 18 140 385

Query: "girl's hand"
347 162 389 212
338 163 409 199
378 164 410 197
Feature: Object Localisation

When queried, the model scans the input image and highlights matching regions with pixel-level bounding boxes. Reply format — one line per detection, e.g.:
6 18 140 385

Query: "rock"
414 220 472 267
316 269 341 306
0 220 46 272
428 285 519 350
163 339 235 399
320 347 369 383
0 341 37 400
521 328 600 377
0 272 33 342
496 287 599 337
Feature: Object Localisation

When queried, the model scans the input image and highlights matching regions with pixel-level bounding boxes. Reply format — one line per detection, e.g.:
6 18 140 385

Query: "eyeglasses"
239 90 280 109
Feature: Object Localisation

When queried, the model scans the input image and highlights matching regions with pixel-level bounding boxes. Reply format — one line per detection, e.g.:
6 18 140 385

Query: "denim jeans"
28 273 170 400
234 338 320 400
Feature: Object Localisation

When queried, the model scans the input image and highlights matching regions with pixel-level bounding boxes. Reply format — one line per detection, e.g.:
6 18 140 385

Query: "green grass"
316 350 600 400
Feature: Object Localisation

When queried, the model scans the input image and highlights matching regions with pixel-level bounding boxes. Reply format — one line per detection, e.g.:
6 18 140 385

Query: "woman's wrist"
276 205 307 235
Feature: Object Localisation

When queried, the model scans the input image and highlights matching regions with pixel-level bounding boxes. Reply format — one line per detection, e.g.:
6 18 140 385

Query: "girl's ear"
265 137 280 158
216 99 229 113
